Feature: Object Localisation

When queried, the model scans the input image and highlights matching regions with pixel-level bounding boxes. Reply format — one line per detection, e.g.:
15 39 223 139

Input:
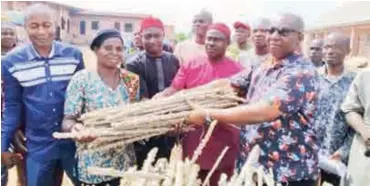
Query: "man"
239 17 271 68
314 33 355 186
309 39 325 67
1 23 28 186
126 17 180 168
227 21 251 61
154 23 243 185
125 30 173 64
1 22 18 186
1 4 84 186
341 69 370 186
174 10 212 63
186 13 319 186
1 23 17 55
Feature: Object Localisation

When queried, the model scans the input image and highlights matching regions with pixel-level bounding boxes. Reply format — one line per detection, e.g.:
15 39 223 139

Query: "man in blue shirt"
1 4 84 186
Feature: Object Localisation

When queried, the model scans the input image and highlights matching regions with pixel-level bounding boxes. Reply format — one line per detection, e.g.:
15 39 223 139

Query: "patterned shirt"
64 69 140 184
314 67 355 164
1 41 84 160
231 53 320 183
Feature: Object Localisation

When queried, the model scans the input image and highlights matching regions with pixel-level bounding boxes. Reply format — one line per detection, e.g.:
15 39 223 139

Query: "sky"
52 0 347 33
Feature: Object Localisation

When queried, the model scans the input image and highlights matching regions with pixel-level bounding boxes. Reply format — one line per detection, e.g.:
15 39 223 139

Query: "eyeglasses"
310 47 322 51
268 27 298 37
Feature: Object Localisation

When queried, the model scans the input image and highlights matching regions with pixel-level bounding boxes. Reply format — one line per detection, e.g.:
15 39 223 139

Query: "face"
309 41 323 63
267 18 301 59
192 15 210 36
142 27 164 55
95 37 124 69
25 13 55 49
1 27 16 48
251 26 269 48
323 37 348 66
205 29 229 60
234 27 249 45
134 31 142 48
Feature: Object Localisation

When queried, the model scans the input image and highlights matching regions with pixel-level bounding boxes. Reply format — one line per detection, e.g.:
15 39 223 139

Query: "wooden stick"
202 146 230 186
191 120 218 164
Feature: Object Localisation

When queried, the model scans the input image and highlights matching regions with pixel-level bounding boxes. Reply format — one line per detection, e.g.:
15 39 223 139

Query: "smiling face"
268 14 303 59
95 37 124 69
1 26 16 49
205 29 229 60
25 12 55 49
141 27 164 56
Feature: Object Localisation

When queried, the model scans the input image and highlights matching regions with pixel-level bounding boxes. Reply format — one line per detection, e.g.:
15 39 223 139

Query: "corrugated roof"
308 1 370 30
71 10 151 19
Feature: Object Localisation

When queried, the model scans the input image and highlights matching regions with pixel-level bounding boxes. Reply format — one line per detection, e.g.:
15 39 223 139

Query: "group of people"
1 3 369 186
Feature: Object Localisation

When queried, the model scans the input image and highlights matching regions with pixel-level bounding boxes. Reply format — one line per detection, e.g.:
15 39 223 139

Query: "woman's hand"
71 123 97 143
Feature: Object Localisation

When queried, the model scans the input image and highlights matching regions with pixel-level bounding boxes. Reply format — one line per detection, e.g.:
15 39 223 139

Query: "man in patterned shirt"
314 33 355 186
186 13 319 186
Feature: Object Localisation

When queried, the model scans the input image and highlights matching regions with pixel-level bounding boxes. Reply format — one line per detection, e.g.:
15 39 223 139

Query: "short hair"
274 13 305 32
24 3 55 24
326 32 351 52
251 17 271 30
194 9 213 23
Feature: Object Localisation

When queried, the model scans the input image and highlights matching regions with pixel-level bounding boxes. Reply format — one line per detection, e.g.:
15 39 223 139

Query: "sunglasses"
268 27 298 37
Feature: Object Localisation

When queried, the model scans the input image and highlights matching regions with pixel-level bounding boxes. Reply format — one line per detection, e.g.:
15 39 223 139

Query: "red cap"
208 23 231 40
233 21 250 30
140 17 164 33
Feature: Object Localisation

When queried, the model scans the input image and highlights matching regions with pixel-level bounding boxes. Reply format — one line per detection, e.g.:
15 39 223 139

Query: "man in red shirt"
155 23 243 186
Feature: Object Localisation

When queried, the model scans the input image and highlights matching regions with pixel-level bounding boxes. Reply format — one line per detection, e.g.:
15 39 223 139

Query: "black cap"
90 28 123 50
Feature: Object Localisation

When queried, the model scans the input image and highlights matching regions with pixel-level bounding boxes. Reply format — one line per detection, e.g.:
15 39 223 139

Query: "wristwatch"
204 109 213 126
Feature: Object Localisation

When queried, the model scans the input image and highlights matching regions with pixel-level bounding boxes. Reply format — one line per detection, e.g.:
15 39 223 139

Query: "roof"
71 10 151 19
308 1 370 30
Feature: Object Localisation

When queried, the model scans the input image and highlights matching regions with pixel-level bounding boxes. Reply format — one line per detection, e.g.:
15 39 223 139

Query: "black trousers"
79 178 120 186
321 170 341 186
263 180 316 186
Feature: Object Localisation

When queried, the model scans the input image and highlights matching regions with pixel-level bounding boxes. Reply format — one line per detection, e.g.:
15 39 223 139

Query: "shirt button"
52 108 56 112
49 92 54 97
54 122 58 126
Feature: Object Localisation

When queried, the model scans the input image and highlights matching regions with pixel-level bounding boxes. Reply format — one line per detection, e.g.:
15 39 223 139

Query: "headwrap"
233 21 250 31
140 17 164 33
208 23 231 40
90 29 123 50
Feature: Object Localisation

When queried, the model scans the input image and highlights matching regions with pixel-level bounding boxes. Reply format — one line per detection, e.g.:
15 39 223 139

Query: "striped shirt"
1 41 84 161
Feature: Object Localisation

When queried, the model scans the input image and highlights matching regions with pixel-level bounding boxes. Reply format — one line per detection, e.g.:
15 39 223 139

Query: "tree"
176 32 189 42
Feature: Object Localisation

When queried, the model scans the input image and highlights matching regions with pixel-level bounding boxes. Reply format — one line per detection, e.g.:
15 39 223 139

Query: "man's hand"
71 123 97 143
185 99 206 127
1 152 23 168
360 125 370 146
329 151 341 161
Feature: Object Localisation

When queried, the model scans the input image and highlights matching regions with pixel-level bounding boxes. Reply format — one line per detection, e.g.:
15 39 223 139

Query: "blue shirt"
314 67 355 164
1 41 84 161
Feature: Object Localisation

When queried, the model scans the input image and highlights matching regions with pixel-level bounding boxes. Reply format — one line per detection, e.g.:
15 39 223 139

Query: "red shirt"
171 56 243 170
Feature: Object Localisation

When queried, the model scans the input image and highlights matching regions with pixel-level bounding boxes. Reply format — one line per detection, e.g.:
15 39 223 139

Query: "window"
80 20 86 35
124 23 133 33
61 17 65 30
67 19 70 33
114 22 121 31
92 21 99 30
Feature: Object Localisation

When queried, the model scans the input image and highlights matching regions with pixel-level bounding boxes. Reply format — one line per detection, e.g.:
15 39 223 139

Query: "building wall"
305 23 370 59
69 14 142 44
1 1 176 45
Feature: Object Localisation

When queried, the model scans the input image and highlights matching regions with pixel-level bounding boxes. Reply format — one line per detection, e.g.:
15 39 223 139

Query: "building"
304 1 370 59
1 1 176 45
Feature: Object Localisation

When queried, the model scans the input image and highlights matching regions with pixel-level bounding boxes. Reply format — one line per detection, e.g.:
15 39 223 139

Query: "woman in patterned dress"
61 29 140 186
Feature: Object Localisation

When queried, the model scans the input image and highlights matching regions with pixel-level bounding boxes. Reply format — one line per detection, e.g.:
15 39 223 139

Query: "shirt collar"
263 53 299 69
318 65 351 83
26 41 58 60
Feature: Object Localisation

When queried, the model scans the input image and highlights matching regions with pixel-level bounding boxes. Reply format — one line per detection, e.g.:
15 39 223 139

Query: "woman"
62 29 140 186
